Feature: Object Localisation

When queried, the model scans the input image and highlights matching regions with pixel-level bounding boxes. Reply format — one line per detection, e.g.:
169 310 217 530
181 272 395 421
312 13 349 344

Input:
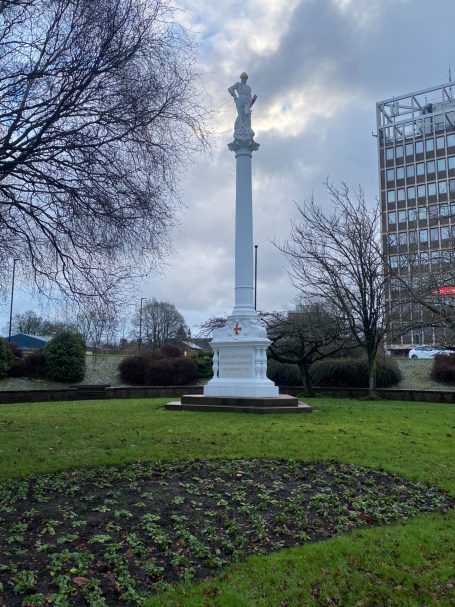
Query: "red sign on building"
431 286 455 296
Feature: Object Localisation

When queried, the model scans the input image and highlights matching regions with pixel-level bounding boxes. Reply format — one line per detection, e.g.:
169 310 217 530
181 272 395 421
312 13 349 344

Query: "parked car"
408 345 452 359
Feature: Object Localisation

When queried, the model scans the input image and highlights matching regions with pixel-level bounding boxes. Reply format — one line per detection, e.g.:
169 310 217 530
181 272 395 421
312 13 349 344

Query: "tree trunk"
367 352 377 399
299 362 316 397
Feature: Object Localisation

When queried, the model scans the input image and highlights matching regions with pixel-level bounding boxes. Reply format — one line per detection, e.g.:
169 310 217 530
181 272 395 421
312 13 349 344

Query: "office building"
377 82 455 353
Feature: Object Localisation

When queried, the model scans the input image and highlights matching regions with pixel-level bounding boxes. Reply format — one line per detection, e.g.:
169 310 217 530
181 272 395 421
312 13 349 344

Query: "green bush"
44 331 86 383
267 359 302 386
310 357 402 388
193 350 213 379
0 337 13 379
8 349 47 379
430 353 455 384
119 350 198 385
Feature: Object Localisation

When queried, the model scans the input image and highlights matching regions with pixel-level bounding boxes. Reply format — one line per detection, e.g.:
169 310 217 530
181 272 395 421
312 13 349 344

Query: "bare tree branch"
0 0 209 303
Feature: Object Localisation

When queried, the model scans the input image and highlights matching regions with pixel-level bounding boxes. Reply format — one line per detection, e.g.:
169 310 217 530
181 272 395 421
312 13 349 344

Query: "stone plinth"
165 394 312 414
204 313 278 397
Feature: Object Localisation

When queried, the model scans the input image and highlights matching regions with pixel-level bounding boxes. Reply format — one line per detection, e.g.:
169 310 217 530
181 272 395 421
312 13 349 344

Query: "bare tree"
11 310 44 335
132 298 185 350
0 0 208 302
278 183 388 398
73 300 120 349
263 303 355 397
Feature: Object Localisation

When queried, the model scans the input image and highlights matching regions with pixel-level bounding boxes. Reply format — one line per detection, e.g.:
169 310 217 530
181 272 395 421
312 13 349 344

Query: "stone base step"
165 394 312 414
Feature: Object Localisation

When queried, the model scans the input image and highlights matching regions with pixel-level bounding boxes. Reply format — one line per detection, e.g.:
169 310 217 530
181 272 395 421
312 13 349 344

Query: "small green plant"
44 331 86 382
0 336 13 379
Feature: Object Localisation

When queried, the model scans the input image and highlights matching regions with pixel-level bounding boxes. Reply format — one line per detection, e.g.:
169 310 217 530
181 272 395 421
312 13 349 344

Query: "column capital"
228 138 260 153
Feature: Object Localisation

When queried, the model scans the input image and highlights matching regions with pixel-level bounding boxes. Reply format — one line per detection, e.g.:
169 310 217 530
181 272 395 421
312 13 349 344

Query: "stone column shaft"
234 146 254 314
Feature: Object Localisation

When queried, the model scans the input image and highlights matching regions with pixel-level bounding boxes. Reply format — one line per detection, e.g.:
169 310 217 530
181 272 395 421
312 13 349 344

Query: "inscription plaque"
218 348 253 378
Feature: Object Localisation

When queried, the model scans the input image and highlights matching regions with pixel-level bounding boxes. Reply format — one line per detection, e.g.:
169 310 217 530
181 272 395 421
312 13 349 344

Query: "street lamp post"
254 244 258 311
138 297 147 352
8 259 19 342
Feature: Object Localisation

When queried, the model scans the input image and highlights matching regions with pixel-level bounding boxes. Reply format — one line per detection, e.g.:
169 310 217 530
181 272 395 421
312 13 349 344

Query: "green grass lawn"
0 397 454 606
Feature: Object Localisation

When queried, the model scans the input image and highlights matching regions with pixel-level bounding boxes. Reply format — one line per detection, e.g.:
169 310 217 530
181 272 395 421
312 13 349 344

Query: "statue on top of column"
228 72 257 142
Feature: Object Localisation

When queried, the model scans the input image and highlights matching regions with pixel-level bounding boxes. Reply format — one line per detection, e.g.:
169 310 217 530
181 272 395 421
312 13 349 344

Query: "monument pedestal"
203 313 278 397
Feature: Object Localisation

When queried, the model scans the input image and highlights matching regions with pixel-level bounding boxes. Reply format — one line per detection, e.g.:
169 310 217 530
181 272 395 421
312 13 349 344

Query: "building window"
386 148 394 161
425 138 434 153
388 234 397 246
448 156 455 170
408 230 417 244
441 226 450 240
428 205 438 218
388 211 396 224
436 136 445 150
447 134 455 148
397 188 405 201
395 145 404 159
387 190 396 203
430 227 439 242
418 206 427 220
428 182 437 196
386 168 394 182
398 209 406 223
431 250 440 263
441 250 451 263
420 251 429 264
417 184 426 197
408 208 416 221
440 203 448 216
415 141 424 154
416 162 425 176
449 179 455 196
407 186 416 199
390 255 398 268
398 232 407 245
437 158 446 172
426 160 435 175
406 165 415 179
396 166 404 180
419 229 428 243
438 180 447 195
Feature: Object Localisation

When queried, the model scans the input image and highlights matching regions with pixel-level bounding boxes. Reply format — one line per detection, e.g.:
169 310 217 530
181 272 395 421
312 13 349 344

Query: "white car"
408 346 452 359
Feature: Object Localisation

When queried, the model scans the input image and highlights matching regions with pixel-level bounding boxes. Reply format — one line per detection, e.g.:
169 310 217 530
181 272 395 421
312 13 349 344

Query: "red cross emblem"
233 322 242 335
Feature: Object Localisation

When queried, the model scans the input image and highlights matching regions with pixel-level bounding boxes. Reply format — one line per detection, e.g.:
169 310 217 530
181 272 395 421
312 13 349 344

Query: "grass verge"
0 396 454 606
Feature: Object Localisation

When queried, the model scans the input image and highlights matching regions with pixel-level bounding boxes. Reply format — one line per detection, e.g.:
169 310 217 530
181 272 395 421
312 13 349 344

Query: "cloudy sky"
3 0 455 335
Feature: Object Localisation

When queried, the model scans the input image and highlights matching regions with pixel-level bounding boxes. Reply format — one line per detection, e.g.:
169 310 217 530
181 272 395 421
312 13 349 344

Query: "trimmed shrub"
160 344 183 358
8 349 47 378
310 357 402 388
23 349 47 378
193 350 214 379
118 352 163 384
144 359 173 385
44 331 86 383
0 337 13 379
430 353 455 384
9 342 22 359
8 358 26 378
267 359 302 386
119 351 198 385
168 357 198 385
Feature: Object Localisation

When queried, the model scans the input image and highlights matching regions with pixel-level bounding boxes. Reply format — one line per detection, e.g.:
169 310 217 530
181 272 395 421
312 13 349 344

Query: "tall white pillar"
232 140 258 314
204 76 278 398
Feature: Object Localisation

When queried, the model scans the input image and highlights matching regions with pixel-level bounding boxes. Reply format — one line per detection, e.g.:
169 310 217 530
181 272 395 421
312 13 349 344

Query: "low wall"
280 386 455 403
0 384 454 405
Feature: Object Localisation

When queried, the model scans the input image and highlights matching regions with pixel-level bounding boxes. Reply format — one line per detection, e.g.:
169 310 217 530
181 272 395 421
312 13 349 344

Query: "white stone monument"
203 73 279 398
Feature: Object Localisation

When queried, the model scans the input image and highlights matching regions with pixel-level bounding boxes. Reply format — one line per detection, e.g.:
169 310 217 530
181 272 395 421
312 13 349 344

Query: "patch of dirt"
0 459 453 606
